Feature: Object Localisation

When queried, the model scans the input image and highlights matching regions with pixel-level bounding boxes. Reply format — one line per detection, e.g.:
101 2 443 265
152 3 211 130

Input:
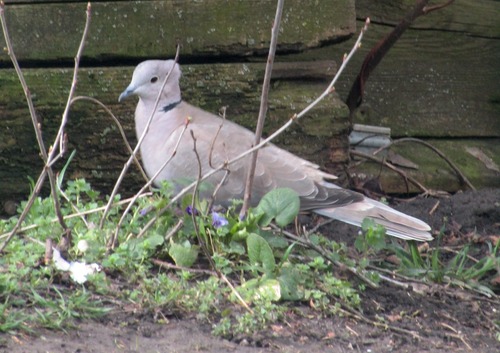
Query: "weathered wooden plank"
350 138 500 194
0 61 349 208
356 0 500 38
287 20 500 138
0 0 355 63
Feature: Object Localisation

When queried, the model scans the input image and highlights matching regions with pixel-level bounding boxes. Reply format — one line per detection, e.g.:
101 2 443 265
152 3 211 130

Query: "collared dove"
119 60 432 241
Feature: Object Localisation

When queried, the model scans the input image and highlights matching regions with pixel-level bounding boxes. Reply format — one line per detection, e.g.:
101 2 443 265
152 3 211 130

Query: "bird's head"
118 60 182 103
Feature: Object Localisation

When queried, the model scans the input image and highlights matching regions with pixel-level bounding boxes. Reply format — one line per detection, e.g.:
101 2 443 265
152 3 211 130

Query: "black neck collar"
161 100 182 113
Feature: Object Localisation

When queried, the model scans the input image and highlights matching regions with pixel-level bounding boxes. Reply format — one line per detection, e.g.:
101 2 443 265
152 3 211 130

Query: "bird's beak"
118 85 135 102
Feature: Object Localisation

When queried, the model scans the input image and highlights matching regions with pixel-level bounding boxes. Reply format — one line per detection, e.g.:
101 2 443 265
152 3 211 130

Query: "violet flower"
211 212 228 228
185 205 198 216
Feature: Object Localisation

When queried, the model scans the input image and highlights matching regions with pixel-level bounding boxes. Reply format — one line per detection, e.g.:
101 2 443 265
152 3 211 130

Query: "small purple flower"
139 206 153 216
211 212 228 228
185 205 198 216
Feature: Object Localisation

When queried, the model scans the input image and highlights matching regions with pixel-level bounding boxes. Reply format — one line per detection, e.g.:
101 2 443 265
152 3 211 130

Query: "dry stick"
208 106 227 169
99 45 181 230
0 193 152 241
350 150 431 195
0 2 91 252
70 96 149 183
423 0 455 14
108 118 190 249
272 224 379 288
46 2 91 241
188 131 252 308
0 170 46 251
374 137 475 191
151 258 253 313
188 130 218 271
206 107 231 213
240 0 284 217
439 322 472 350
339 303 422 340
135 19 371 238
164 219 184 242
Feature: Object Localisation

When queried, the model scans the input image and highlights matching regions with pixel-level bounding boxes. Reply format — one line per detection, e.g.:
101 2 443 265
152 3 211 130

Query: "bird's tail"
314 198 432 241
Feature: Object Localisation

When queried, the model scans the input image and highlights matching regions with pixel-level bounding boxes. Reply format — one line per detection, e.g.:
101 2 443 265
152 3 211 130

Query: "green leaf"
256 188 300 227
169 243 199 267
246 233 275 274
278 266 303 301
237 277 281 302
57 150 77 189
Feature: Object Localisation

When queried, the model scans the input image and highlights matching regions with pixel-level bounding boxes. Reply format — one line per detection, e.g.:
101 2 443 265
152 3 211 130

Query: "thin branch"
273 224 379 288
99 45 181 229
108 117 190 249
0 193 152 241
70 96 149 182
208 106 227 169
240 0 284 217
49 2 92 164
373 137 475 191
151 258 253 313
423 0 455 14
0 2 92 251
0 170 46 252
188 130 217 270
350 150 431 195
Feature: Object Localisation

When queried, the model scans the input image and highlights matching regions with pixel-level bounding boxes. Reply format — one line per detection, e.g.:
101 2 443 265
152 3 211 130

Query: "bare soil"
1 189 499 353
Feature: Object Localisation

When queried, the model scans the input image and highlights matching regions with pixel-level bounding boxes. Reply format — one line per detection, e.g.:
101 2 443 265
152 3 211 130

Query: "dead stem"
100 44 181 230
240 0 284 217
70 96 149 182
0 2 92 252
272 224 379 288
350 150 431 195
108 116 190 249
374 137 475 191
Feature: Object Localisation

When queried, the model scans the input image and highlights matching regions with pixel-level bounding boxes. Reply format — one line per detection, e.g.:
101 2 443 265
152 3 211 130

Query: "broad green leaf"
169 243 198 267
278 266 303 301
254 278 281 301
247 233 275 274
256 188 300 227
237 277 281 302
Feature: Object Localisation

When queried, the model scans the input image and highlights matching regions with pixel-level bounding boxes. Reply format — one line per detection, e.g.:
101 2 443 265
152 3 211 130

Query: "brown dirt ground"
1 189 499 353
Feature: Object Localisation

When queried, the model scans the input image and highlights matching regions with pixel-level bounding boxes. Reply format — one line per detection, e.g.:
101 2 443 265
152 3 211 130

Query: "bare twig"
423 0 455 14
70 95 149 182
350 150 431 195
0 2 92 252
164 219 184 242
208 106 227 169
108 116 190 249
188 130 216 266
339 303 422 339
152 258 253 313
373 137 475 191
439 322 472 350
240 0 284 217
219 272 253 314
100 45 181 229
346 0 455 112
272 224 379 288
0 193 152 241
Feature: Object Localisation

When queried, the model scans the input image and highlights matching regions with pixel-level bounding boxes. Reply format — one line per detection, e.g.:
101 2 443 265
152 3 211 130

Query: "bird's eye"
150 76 159 83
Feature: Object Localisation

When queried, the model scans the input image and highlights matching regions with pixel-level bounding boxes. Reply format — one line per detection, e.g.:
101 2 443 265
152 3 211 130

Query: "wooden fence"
0 0 498 214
